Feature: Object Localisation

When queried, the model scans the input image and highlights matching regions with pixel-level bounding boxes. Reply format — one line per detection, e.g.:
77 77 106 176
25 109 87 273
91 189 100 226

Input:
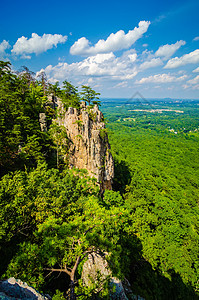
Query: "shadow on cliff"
112 159 131 194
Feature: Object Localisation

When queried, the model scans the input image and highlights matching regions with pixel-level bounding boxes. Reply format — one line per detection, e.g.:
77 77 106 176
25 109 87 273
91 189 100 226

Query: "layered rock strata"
57 100 114 192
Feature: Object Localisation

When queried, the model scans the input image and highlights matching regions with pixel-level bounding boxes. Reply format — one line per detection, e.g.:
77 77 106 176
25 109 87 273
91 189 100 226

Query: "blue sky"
1 0 199 98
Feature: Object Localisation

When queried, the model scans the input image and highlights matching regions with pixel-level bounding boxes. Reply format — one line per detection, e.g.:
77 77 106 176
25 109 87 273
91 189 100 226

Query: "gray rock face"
39 113 47 132
81 252 111 287
57 101 114 192
81 252 128 299
81 253 145 300
0 278 50 300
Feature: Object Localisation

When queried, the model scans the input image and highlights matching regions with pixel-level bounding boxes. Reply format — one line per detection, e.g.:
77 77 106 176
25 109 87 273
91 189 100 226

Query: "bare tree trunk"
44 249 89 299
69 255 80 300
57 144 59 169
69 279 76 300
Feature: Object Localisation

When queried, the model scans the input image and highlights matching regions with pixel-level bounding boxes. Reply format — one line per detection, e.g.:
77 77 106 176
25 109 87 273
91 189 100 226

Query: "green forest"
0 61 199 299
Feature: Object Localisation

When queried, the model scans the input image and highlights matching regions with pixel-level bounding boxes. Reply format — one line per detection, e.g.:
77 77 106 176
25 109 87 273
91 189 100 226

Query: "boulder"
0 278 50 300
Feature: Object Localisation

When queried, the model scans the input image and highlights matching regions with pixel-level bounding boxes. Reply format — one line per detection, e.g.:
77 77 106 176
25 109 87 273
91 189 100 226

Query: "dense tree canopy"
102 99 199 299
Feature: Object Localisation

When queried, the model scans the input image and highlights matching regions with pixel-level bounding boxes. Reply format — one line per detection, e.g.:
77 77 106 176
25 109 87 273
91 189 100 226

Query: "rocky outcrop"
39 94 58 132
39 113 47 132
0 278 50 299
57 100 114 192
81 252 111 287
82 252 128 299
81 252 144 300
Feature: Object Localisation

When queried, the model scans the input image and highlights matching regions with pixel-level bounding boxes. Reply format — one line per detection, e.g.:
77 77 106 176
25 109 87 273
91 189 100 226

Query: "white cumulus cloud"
0 40 10 60
193 36 199 41
12 33 67 57
114 81 128 88
187 75 199 85
139 58 163 70
128 53 137 62
38 50 139 85
0 40 10 53
70 21 150 56
164 49 199 69
155 40 186 60
193 66 199 72
136 73 187 84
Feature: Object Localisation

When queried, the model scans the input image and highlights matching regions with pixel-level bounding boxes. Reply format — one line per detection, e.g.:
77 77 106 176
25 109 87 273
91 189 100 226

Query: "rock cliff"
56 99 114 192
0 278 50 299
81 252 145 300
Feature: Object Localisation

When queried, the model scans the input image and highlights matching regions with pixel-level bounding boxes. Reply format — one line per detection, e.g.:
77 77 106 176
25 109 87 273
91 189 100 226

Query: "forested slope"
0 62 138 299
0 61 199 299
103 101 199 299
